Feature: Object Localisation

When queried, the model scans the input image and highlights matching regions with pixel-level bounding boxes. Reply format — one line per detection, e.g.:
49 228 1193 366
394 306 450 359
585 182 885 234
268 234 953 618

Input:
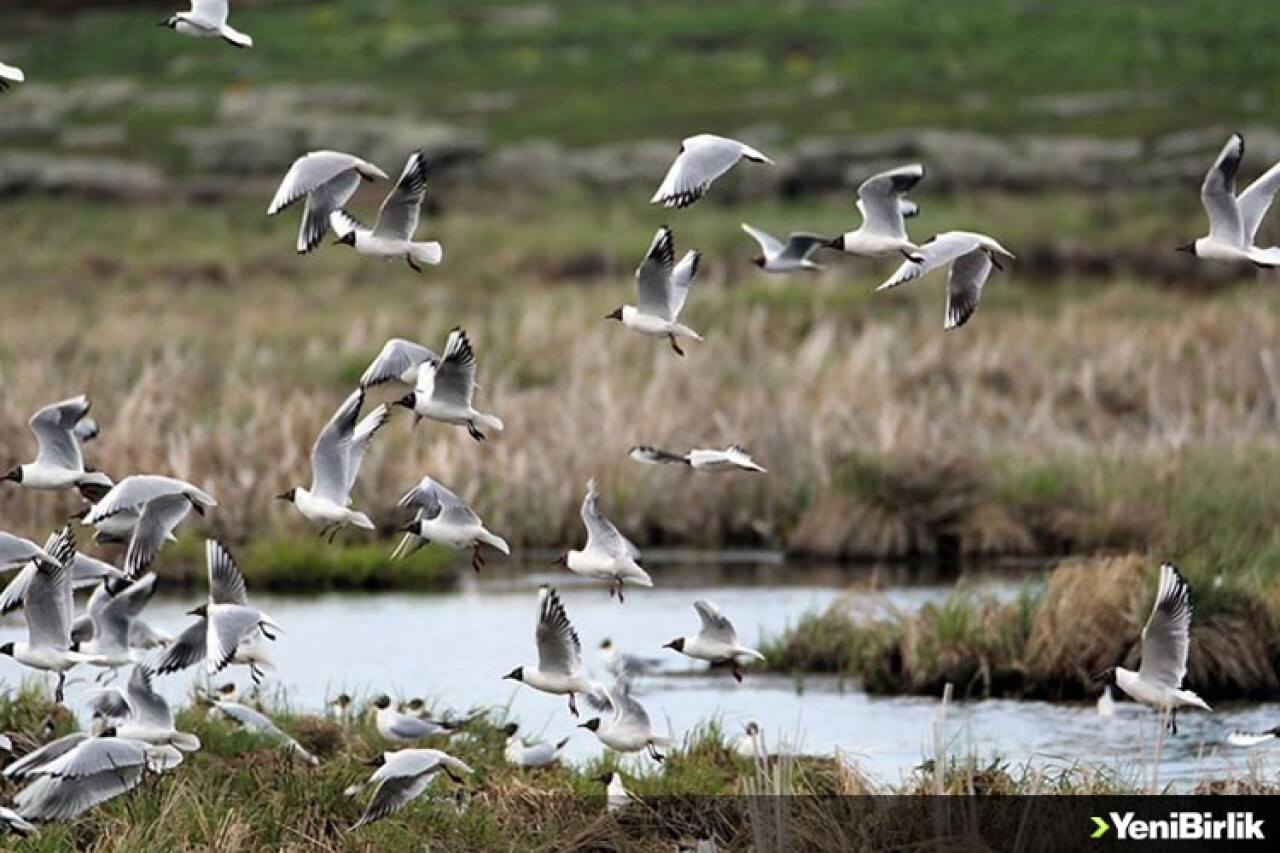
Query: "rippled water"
2 559 1276 789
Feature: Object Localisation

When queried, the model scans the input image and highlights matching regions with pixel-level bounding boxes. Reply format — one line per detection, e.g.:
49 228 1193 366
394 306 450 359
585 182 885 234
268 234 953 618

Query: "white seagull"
330 150 442 272
346 749 471 830
0 61 24 91
606 226 703 356
741 223 828 273
161 0 253 49
392 476 509 572
629 444 765 473
735 721 766 760
651 134 773 209
828 164 926 260
503 586 599 717
1178 133 1280 266
1096 563 1211 734
213 701 319 765
268 151 389 254
502 723 569 768
0 532 59 574
105 665 201 752
75 573 160 671
598 638 663 679
596 770 635 814
1226 726 1280 748
1097 685 1116 719
555 480 652 601
359 338 440 389
277 389 388 541
663 600 765 682
394 328 503 441
0 529 117 616
369 696 455 743
579 677 675 762
876 231 1016 330
3 396 112 498
83 475 217 576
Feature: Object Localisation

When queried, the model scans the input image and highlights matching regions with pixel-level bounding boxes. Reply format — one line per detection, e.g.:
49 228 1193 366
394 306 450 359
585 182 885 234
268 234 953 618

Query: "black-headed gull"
740 223 827 273
3 396 112 498
1178 133 1280 266
579 676 675 762
0 61 24 91
663 600 765 682
331 150 442 272
651 134 773 209
735 721 766 760
277 389 387 541
877 230 1015 330
394 328 503 441
268 151 389 254
502 723 568 768
101 665 202 752
76 573 160 671
162 0 253 48
828 164 926 260
346 748 470 830
503 586 599 716
1226 727 1280 748
629 444 765 473
360 338 439 389
213 701 319 764
554 480 652 601
606 226 702 356
83 475 217 576
598 638 662 678
392 476 509 572
369 695 455 742
596 770 635 814
1095 563 1211 734
0 531 58 574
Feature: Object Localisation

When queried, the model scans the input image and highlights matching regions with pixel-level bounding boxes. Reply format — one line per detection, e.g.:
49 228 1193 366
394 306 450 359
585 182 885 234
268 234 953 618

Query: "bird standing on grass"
502 723 569 768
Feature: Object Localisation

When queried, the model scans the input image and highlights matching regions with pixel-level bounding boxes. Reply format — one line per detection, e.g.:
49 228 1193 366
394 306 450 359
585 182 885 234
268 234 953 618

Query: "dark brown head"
186 603 209 619
503 666 524 682
663 637 685 652
363 753 386 767
394 393 416 410
502 722 519 737
275 488 296 503
578 718 601 732
1176 242 1196 255
334 232 357 247
1093 666 1117 686
399 521 420 535
406 698 425 712
744 722 759 736
825 235 845 251
0 642 12 657
2 466 21 484
599 638 613 650
551 554 568 567
595 771 615 785
751 255 765 268
372 695 392 710
604 308 624 322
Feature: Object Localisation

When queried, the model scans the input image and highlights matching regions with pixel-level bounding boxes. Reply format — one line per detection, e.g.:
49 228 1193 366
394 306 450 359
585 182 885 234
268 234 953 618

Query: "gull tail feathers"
480 530 510 556
474 412 504 434
221 27 253 48
349 511 375 531
410 242 443 267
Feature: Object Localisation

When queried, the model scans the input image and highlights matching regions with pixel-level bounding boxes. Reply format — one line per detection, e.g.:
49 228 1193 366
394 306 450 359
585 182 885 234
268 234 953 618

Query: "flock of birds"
3 0 1280 839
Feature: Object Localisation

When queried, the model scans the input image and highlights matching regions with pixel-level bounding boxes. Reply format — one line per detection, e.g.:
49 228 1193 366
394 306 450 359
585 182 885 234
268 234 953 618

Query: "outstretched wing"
635 227 675 320
855 164 925 241
1138 562 1194 690
310 389 363 504
580 480 639 560
534 586 581 676
693 599 738 645
1202 133 1244 247
423 328 477 409
360 339 438 389
29 396 90 471
372 151 428 241
206 539 249 606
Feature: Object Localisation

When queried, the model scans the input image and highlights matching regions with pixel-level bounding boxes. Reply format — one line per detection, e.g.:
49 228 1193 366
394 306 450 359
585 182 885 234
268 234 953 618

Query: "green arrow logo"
1091 816 1110 839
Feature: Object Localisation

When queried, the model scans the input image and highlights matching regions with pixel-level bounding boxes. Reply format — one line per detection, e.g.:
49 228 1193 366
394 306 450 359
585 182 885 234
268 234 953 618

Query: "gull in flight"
3 396 112 498
330 150 443 272
212 701 319 765
596 771 635 814
502 723 569 768
607 226 703 356
75 573 161 673
82 475 217 576
740 223 828 273
268 151 389 254
579 676 675 762
1178 133 1280 266
828 164 926 260
877 231 1016 330
392 476 509 572
0 61 24 91
394 328 503 441
554 480 652 601
1095 563 1211 734
598 638 662 679
503 586 599 717
663 600 765 682
0 535 127 620
96 665 202 752
0 531 59 574
161 0 253 49
346 749 471 830
277 389 388 542
651 134 773 209
369 695 458 743
360 338 440 389
629 444 765 473
154 540 281 680
1226 726 1280 748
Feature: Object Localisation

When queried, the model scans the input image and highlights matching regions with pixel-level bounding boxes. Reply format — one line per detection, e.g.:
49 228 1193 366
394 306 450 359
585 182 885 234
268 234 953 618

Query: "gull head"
371 695 392 710
217 683 237 697
502 666 524 683
363 754 386 768
274 488 296 503
604 307 624 322
599 638 613 650
502 722 519 737
333 232 357 248
398 521 421 536
751 255 766 268
662 637 685 653
824 235 845 251
551 553 568 567
1175 241 1197 255
594 772 615 785
1093 666 1117 686
744 721 759 735
405 698 426 713
98 725 119 738
186 603 209 619
0 642 12 658
393 393 416 410
158 16 179 29
578 718 602 732
2 466 21 483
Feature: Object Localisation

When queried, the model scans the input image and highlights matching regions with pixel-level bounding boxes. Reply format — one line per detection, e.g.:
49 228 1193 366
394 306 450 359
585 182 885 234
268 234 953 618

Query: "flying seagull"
277 389 388 541
503 586 599 717
330 150 443 272
104 664 202 752
606 226 703 356
394 328 503 441
651 134 773 209
663 600 766 682
1095 563 1211 734
828 164 926 260
346 749 471 830
161 0 253 48
0 61 24 91
1178 133 1280 266
2 396 112 498
359 338 440 389
877 231 1016 330
740 223 828 273
598 638 662 679
629 444 765 473
1226 727 1280 748
0 532 59 574
75 573 161 671
82 475 217 576
579 676 675 762
502 723 569 768
268 151 389 254
554 479 652 601
213 701 319 765
391 476 509 572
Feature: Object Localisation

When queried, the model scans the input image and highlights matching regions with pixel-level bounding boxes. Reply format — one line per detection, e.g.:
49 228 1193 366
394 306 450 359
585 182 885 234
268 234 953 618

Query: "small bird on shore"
161 0 253 49
370 696 455 743
502 723 568 768
651 134 773 209
1226 726 1280 747
213 701 319 765
555 480 652 601
598 638 662 679
740 223 828 273
346 749 470 830
828 164 926 260
392 476 509 572
735 721 766 760
503 586 599 717
597 770 634 814
3 396 112 498
277 389 388 542
1179 133 1280 266
330 150 442 272
663 600 765 682
394 328 503 441
579 676 675 762
876 231 1015 330
83 475 217 576
1095 563 1211 735
0 61 24 91
329 693 355 724
268 151 389 254
607 226 703 356
629 444 765 473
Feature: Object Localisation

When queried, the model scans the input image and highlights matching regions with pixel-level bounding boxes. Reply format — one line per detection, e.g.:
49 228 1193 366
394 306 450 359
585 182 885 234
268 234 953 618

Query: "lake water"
2 557 1277 790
